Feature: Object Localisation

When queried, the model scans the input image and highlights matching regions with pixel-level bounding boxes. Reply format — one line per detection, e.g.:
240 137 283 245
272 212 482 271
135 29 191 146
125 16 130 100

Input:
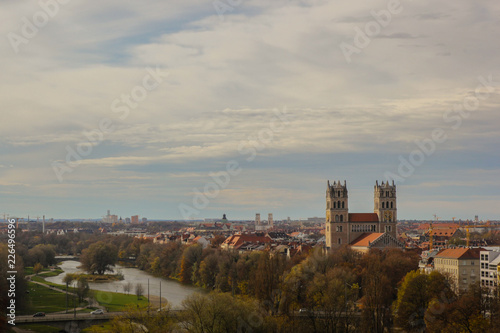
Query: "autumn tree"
110 303 177 333
33 262 43 275
179 292 269 333
80 241 118 275
76 276 90 303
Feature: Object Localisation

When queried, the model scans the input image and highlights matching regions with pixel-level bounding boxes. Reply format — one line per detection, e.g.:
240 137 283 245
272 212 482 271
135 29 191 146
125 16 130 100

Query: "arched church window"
335 215 339 222
391 202 393 209
340 215 343 222
382 202 385 209
342 202 345 209
333 202 336 209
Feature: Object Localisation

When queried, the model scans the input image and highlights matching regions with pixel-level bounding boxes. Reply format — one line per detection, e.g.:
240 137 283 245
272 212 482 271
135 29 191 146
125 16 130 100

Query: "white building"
480 250 500 292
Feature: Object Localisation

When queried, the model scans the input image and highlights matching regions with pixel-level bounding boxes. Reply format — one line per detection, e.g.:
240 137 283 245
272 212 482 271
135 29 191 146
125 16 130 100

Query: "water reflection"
46 261 199 307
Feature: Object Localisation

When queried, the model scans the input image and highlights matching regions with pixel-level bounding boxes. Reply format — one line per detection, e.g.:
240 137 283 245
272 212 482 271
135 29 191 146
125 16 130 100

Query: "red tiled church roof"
348 213 379 222
350 233 384 246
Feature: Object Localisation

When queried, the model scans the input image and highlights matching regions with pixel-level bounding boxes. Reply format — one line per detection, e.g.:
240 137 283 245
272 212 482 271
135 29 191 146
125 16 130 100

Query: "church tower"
374 180 397 238
326 180 348 248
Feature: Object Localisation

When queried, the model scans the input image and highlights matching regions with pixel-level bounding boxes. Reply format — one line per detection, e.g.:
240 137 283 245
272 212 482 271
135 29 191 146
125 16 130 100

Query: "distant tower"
268 213 273 227
255 213 261 226
374 180 397 237
325 180 349 248
43 215 45 234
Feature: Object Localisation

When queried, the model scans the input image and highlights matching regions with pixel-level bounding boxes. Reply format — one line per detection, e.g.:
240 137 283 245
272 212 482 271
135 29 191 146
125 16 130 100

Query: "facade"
325 180 399 250
434 248 483 293
480 250 500 292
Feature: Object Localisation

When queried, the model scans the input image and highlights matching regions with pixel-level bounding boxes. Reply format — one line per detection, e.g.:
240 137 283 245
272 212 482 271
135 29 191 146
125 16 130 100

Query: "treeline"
12 231 500 332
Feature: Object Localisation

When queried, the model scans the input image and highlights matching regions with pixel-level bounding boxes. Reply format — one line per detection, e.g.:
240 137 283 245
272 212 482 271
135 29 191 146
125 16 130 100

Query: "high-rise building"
131 215 139 224
268 213 273 227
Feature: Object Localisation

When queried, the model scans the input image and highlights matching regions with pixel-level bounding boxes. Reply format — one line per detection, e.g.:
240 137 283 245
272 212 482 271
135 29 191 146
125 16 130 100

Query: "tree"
135 283 144 300
110 304 177 333
80 241 118 275
179 292 268 333
426 283 489 333
33 262 43 275
394 270 431 332
123 281 133 295
63 273 77 313
76 276 90 303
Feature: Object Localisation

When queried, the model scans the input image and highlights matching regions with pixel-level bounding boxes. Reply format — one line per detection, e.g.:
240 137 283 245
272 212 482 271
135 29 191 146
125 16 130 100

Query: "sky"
1 0 499 221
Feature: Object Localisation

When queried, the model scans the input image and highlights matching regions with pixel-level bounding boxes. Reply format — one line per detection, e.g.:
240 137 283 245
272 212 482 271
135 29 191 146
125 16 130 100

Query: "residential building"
434 248 483 293
480 250 500 293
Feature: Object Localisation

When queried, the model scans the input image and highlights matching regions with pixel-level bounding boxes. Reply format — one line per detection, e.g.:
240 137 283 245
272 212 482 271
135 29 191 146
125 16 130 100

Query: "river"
46 260 200 308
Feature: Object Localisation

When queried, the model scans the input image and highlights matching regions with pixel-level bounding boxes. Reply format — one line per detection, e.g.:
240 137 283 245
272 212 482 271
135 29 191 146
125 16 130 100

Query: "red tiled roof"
222 234 272 247
435 247 484 259
349 213 379 222
350 233 384 247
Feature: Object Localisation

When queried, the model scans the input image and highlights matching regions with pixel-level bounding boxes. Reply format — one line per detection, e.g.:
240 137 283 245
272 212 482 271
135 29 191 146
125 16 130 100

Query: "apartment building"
480 249 500 293
434 248 483 293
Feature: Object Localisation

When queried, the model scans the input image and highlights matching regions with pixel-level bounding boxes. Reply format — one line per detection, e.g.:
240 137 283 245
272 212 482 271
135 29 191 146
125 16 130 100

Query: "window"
335 215 339 222
382 202 385 209
327 226 330 232
342 201 345 209
333 202 336 209
481 254 484 260
485 255 489 260
482 271 485 277
481 263 484 269
391 202 393 209
338 238 341 244
340 215 343 222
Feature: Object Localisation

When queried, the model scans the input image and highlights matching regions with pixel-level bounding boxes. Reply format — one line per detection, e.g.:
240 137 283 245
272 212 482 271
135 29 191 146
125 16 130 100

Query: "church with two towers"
325 180 404 252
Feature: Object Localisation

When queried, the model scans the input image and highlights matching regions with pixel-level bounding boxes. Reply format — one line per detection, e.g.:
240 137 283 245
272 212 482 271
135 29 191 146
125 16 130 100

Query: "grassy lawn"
24 266 50 275
39 269 64 277
21 282 87 315
94 290 149 312
16 324 62 333
27 272 149 313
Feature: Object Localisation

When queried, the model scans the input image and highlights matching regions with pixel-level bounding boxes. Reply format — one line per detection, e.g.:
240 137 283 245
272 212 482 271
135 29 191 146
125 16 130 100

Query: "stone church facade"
325 180 402 250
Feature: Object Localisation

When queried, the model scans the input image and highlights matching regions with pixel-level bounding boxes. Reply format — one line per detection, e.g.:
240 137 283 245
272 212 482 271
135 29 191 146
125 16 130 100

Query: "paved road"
16 312 123 324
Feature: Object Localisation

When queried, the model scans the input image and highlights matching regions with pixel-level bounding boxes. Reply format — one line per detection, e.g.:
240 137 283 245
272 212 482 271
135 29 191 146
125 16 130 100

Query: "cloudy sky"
1 0 499 221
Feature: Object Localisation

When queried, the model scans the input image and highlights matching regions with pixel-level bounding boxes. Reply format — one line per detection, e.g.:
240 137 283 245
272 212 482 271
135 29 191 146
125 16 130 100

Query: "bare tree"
135 283 144 300
123 281 133 295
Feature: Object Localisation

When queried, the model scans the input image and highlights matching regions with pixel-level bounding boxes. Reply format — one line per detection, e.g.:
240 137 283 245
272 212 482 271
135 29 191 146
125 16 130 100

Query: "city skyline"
1 1 499 220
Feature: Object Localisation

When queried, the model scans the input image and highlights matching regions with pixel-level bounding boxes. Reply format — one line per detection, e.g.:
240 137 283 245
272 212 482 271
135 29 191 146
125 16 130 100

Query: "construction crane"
466 219 470 247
